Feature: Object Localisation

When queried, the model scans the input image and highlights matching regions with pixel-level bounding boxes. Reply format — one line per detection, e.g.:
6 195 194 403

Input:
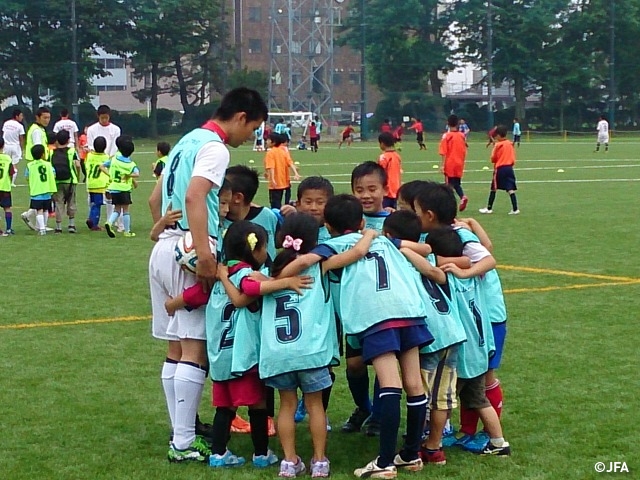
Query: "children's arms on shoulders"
456 218 493 252
400 248 446 284
321 229 378 273
436 255 472 269
389 238 432 257
440 255 496 279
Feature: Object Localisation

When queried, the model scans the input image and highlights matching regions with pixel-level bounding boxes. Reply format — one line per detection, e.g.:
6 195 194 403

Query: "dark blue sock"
377 387 402 468
371 376 382 421
347 371 371 414
401 394 428 460
89 204 101 226
5 211 12 230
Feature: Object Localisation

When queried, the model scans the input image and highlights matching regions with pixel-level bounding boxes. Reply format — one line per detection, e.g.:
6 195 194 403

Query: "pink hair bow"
282 235 303 251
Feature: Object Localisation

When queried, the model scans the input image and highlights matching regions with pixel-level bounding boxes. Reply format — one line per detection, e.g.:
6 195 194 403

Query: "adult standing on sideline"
409 117 427 150
147 87 268 463
314 115 323 143
2 109 25 187
594 115 609 153
21 107 51 230
87 105 121 223
53 108 80 147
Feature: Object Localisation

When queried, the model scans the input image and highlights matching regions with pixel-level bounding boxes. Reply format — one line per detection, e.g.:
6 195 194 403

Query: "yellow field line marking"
504 280 640 295
2 277 640 332
0 315 149 330
499 265 640 283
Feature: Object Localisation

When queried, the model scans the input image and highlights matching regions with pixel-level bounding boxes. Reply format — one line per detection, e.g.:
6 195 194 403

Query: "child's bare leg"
304 391 326 462
478 406 502 439
278 389 298 462
425 409 448 450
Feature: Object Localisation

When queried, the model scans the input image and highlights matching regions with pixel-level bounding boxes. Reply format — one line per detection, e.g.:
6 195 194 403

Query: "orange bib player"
377 132 402 209
439 114 468 211
479 125 519 215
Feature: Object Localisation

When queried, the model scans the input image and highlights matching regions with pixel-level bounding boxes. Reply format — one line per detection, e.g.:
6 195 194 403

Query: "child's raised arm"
455 217 493 252
150 204 182 242
400 247 446 285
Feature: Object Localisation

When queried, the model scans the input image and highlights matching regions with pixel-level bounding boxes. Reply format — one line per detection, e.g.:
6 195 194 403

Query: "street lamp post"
487 0 494 130
359 0 367 140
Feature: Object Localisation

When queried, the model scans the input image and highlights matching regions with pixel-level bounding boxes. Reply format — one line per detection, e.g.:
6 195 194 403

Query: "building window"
333 73 341 85
291 41 301 54
292 72 301 86
96 85 127 92
248 39 262 54
349 72 360 84
248 6 261 22
130 73 137 87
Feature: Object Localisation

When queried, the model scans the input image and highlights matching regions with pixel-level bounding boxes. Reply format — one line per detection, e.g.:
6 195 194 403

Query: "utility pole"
609 0 615 129
487 0 494 130
359 0 367 140
71 0 79 124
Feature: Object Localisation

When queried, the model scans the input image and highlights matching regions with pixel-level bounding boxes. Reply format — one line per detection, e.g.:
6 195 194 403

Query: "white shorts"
4 145 22 164
597 135 609 144
148 234 206 341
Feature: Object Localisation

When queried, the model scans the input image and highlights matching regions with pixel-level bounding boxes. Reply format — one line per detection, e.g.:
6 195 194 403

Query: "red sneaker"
459 196 468 212
420 448 446 465
230 414 251 434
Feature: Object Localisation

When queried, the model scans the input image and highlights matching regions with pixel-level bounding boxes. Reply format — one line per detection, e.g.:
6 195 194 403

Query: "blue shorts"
264 367 332 394
0 191 11 208
89 192 104 206
488 321 507 370
491 166 517 191
362 324 433 364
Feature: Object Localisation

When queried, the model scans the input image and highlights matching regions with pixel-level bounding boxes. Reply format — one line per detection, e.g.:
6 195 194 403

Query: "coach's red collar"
202 120 229 144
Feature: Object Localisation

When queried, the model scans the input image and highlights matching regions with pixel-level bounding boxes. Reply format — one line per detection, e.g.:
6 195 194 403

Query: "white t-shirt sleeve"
191 142 230 188
462 241 492 263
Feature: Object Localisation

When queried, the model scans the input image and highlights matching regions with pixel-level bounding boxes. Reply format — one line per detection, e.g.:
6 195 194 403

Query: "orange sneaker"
268 416 277 437
230 414 251 434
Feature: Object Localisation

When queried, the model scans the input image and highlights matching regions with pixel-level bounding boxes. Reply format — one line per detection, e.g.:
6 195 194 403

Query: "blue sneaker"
253 449 279 468
209 449 246 468
461 431 490 453
294 398 307 423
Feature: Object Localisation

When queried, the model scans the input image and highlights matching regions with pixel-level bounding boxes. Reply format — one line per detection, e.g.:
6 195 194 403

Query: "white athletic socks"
172 362 206 449
161 361 178 429
36 213 45 231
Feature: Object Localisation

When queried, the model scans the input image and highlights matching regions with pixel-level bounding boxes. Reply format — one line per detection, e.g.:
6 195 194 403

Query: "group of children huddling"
14 132 142 237
159 160 510 478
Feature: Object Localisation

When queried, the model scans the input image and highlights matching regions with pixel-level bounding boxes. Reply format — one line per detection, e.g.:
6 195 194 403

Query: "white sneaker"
354 458 397 478
478 208 493 214
393 453 423 471
508 210 520 215
21 212 36 231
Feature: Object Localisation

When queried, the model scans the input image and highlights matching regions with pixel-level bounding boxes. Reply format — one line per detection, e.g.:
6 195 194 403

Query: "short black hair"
324 194 363 234
495 125 508 138
0 137 4 149
115 135 135 157
12 108 21 119
60 108 69 117
297 176 334 201
378 131 396 147
219 178 232 195
398 180 429 211
425 227 464 257
55 129 70 145
97 105 111 116
36 107 50 117
447 114 459 128
93 136 107 153
268 132 286 146
214 87 268 123
383 118 389 123
46 131 57 144
351 161 387 190
157 141 170 156
225 165 260 204
415 182 457 225
383 210 422 242
31 144 46 160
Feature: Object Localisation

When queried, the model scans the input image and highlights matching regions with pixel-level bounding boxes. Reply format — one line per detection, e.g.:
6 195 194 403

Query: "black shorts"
110 191 132 206
491 165 517 191
0 191 11 208
30 198 51 210
416 132 424 143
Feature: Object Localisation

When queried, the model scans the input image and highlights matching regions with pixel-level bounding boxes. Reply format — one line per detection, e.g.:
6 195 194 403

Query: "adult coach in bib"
148 87 268 463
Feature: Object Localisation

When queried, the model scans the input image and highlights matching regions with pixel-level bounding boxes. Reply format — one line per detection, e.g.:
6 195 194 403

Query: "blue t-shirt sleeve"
132 167 140 175
311 244 336 260
102 160 111 168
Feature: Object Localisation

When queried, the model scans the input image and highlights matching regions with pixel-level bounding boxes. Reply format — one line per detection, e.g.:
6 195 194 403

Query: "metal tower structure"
268 0 339 114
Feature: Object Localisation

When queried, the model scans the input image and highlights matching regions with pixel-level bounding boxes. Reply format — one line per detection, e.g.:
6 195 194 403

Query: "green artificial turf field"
1 134 637 479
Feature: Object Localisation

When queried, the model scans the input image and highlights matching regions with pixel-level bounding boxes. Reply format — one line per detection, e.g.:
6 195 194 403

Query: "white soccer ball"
175 232 216 273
